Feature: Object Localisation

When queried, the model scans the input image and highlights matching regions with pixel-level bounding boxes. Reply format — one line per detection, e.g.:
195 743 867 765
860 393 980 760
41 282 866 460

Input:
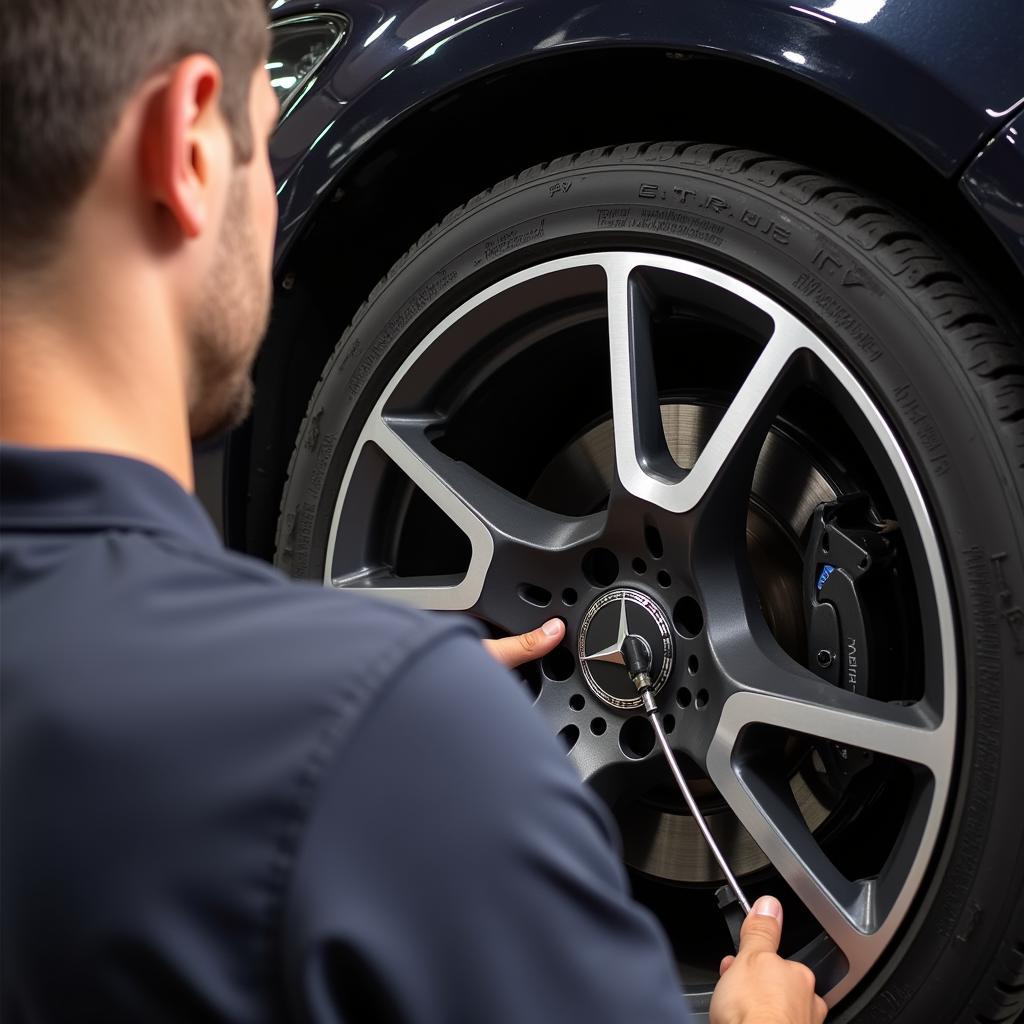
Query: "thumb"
737 895 784 958
483 619 565 668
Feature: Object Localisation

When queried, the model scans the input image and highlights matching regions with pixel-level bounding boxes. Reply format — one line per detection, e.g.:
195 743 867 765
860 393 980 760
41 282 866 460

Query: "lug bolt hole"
663 714 676 734
695 689 709 709
657 570 672 588
562 587 578 606
620 716 656 759
644 522 664 559
687 654 699 675
817 649 834 668
590 717 607 736
673 596 704 638
676 687 692 709
582 547 619 588
569 693 585 712
558 724 580 752
632 557 647 574
517 582 551 608
542 646 575 681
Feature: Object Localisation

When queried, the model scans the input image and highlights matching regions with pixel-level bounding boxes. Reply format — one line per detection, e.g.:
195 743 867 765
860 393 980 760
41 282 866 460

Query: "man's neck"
0 267 196 492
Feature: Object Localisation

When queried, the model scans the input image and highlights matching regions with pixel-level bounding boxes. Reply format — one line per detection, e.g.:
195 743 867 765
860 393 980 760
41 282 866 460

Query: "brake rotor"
530 402 837 883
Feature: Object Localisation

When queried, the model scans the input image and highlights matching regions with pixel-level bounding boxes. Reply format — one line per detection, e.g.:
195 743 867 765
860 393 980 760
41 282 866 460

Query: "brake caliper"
804 495 896 784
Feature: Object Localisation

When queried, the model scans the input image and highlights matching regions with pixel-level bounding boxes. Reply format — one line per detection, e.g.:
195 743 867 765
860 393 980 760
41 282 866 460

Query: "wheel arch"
229 42 1023 556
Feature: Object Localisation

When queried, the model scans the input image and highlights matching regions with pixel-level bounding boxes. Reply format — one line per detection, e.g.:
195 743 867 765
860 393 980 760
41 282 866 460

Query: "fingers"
482 618 564 668
736 895 784 957
814 994 828 1023
718 955 735 977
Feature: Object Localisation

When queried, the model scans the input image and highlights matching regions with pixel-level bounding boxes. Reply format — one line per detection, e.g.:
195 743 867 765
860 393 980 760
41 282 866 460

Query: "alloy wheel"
321 252 957 1008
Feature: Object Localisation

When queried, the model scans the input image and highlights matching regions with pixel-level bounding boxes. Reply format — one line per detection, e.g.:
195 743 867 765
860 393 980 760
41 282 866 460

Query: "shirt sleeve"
283 633 689 1024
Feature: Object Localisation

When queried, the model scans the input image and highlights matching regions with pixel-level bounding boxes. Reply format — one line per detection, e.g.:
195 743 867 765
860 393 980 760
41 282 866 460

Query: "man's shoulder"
1 527 513 1021
4 524 480 777
138 531 471 686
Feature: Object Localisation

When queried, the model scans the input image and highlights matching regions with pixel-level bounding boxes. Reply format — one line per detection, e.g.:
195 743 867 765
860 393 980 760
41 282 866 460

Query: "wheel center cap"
578 588 674 710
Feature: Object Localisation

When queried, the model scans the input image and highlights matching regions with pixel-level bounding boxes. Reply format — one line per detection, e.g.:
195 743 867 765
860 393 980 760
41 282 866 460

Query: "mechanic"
0 2 826 1022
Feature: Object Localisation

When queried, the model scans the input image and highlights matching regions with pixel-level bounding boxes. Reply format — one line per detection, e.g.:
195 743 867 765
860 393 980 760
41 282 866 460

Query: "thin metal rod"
647 711 753 916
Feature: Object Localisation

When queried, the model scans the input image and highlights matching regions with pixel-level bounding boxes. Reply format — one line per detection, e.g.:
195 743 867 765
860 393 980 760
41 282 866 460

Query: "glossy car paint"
266 0 1024 270
962 108 1024 274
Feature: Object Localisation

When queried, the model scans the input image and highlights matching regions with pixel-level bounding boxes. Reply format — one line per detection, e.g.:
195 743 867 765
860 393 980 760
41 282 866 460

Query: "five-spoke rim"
323 252 957 1008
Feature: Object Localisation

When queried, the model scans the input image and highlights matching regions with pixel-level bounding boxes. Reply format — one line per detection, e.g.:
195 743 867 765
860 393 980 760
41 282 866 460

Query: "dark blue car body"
201 0 1024 545
267 0 1023 265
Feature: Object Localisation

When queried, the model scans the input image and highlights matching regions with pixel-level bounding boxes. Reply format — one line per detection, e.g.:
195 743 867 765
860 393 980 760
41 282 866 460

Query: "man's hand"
710 896 827 1024
483 618 565 668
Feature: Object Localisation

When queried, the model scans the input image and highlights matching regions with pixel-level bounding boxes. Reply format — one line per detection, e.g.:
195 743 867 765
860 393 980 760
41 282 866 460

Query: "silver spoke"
607 255 806 514
382 417 604 551
330 567 470 608
716 659 946 765
705 748 880 992
330 418 493 610
707 682 952 1004
606 255 676 494
331 415 602 610
707 610 949 769
678 325 803 508
724 687 942 770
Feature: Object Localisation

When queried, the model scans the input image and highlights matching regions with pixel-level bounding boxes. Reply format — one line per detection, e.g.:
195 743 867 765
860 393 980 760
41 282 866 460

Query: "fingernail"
542 618 563 637
753 896 782 921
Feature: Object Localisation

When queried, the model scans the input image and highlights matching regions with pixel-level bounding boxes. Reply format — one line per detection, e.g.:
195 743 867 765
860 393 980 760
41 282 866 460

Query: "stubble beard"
187 174 270 445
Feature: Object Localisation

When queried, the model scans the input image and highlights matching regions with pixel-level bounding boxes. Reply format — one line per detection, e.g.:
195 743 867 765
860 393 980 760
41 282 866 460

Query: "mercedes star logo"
577 589 673 710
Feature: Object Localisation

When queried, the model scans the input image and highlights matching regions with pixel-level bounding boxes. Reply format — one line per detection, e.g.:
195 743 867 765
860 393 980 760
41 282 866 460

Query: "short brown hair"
0 0 267 273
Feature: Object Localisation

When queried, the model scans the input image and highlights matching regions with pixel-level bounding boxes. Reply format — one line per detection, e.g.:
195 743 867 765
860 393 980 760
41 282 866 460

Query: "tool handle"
715 885 746 953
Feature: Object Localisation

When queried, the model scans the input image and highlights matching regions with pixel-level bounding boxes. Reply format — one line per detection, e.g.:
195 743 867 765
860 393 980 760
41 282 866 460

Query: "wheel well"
235 46 1021 558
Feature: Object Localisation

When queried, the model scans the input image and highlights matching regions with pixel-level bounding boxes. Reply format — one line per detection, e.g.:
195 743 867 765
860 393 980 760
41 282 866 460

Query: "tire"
275 143 1024 1022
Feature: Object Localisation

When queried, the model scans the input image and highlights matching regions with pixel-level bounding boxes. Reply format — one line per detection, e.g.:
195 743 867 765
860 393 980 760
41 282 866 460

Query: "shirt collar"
0 445 221 552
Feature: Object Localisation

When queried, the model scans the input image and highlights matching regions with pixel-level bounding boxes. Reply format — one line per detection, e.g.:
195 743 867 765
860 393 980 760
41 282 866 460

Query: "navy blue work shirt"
1 446 687 1023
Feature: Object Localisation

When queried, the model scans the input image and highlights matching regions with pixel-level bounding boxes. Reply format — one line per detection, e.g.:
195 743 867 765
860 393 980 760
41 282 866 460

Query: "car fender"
267 0 1024 266
961 108 1024 279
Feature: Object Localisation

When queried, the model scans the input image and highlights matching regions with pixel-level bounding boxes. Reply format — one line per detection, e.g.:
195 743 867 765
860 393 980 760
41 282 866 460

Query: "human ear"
139 55 229 240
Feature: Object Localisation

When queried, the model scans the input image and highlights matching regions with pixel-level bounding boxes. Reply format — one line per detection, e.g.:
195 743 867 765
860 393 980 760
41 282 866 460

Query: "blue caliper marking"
817 564 835 591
